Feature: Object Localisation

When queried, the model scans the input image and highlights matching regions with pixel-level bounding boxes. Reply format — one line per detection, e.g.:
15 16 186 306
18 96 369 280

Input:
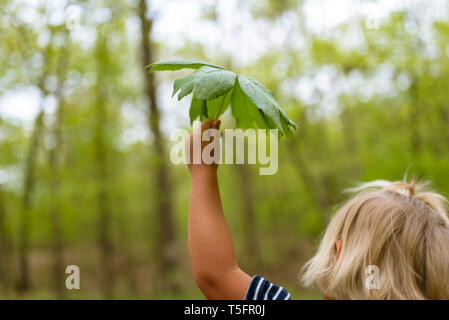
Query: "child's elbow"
193 269 224 297
193 269 218 289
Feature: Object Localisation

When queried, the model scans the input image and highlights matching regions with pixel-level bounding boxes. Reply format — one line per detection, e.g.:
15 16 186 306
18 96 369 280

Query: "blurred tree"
236 165 260 269
93 28 115 299
16 25 55 292
46 25 71 299
138 0 180 293
0 186 11 295
0 0 448 300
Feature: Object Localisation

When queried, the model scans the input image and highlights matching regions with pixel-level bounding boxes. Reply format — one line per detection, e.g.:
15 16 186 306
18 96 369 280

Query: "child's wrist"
189 164 218 179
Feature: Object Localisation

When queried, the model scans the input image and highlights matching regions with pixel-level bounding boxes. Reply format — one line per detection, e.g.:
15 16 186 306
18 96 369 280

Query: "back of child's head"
301 179 449 299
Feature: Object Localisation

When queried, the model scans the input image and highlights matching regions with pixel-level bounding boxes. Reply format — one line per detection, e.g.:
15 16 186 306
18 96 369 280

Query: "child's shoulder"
244 275 291 300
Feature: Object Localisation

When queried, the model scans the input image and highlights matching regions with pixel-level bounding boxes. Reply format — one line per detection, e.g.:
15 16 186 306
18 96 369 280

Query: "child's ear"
335 240 342 260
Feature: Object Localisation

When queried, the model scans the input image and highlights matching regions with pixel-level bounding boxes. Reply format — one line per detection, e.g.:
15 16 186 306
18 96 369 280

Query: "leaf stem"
213 94 227 120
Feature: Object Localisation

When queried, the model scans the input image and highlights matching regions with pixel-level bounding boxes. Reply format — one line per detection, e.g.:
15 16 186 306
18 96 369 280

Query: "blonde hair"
301 179 449 299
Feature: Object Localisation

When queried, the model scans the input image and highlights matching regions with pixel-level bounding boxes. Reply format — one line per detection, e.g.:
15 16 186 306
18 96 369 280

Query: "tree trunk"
94 32 114 299
236 165 260 270
48 143 64 299
287 142 327 224
409 79 422 155
16 21 55 294
47 33 71 299
18 106 45 292
0 186 11 295
286 113 329 226
116 204 138 294
138 0 179 293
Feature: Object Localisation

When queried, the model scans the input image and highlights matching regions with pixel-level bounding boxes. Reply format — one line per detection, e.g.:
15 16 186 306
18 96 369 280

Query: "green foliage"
174 66 236 100
189 97 207 123
148 60 298 137
205 89 232 119
237 75 297 137
3 0 449 300
230 80 266 128
147 60 224 72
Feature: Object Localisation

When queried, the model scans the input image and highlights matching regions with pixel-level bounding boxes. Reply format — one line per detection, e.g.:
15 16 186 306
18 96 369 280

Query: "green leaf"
206 89 232 118
172 67 237 102
230 80 267 129
147 60 224 73
173 73 195 100
192 67 237 100
278 106 299 137
237 75 297 136
189 98 207 125
148 59 298 139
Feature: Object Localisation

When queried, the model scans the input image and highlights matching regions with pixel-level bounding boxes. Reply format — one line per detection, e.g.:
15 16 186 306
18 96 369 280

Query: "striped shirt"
244 276 291 300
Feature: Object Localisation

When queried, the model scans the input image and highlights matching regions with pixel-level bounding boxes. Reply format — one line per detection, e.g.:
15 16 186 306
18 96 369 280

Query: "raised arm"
187 119 251 300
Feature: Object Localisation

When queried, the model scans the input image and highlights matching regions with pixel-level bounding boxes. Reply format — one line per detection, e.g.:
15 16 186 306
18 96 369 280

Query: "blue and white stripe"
244 276 291 300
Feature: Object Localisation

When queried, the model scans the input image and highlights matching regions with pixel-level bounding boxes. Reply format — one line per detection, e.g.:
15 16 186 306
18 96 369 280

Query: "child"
187 119 449 300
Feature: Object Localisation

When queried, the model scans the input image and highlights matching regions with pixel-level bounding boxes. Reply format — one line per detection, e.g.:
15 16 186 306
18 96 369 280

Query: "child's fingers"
212 120 222 139
212 120 221 130
201 119 214 131
193 119 214 140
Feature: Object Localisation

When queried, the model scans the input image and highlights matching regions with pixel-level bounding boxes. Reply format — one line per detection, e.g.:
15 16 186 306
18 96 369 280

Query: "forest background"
1 0 449 299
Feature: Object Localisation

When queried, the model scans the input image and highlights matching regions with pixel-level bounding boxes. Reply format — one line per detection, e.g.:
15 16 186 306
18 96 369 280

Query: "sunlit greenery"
0 0 448 299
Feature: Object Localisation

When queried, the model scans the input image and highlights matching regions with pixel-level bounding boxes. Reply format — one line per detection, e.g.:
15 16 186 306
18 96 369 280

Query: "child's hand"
185 119 221 174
